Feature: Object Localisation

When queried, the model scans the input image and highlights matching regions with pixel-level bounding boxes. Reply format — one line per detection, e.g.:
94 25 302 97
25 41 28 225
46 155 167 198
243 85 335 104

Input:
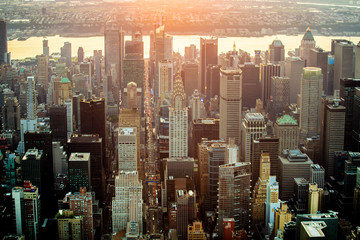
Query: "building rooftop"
119 127 136 135
276 114 297 125
302 27 315 41
69 153 90 161
61 77 70 83
245 112 264 121
301 221 326 237
272 39 283 47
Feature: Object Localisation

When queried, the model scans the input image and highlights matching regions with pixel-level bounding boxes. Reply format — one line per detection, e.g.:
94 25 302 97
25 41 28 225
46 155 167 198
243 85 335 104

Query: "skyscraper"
37 54 49 91
260 63 281 107
117 127 137 172
274 115 299 154
200 37 218 95
23 181 40 240
219 68 242 143
42 39 49 57
269 39 285 63
356 42 360 79
309 48 330 95
0 19 7 64
53 77 72 105
77 47 84 63
310 164 325 189
190 89 206 121
240 63 261 109
27 76 37 120
334 40 354 90
182 62 199 97
49 105 67 144
241 113 266 162
270 76 290 117
308 183 320 214
112 171 143 233
299 67 323 141
176 190 196 240
104 22 124 87
265 176 281 234
299 27 316 66
353 88 360 151
2 97 20 131
61 42 72 68
169 74 188 158
191 118 219 158
218 162 251 235
68 153 91 193
320 98 345 177
285 57 305 103
158 59 173 94
22 149 43 196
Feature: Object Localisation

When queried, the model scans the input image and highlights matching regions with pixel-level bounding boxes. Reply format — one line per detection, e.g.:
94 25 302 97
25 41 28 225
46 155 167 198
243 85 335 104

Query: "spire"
233 41 236 52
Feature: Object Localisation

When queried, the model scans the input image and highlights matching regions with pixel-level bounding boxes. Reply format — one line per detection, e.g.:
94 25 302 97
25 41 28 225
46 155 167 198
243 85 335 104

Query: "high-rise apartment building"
299 67 323 141
260 63 281 107
112 171 143 233
200 37 218 95
68 153 91 193
279 149 313 200
285 57 305 103
117 127 137 172
27 76 37 120
239 63 261 109
219 68 242 143
340 78 360 150
218 162 251 235
269 39 285 63
320 98 345 177
299 28 316 66
169 74 188 158
274 115 299 154
68 188 94 240
334 40 354 90
241 113 266 162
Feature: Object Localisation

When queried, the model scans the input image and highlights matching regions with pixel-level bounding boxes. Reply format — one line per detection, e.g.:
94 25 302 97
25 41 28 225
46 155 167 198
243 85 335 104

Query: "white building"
12 187 24 235
117 127 137 172
241 113 266 162
226 138 238 164
112 171 143 233
169 73 188 158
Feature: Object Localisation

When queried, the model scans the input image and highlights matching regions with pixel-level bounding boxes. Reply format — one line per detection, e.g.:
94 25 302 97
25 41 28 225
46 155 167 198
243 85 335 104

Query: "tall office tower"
0 19 7 64
61 42 72 68
200 38 218 95
43 39 49 57
79 63 92 96
77 47 84 63
68 188 94 240
207 142 227 210
185 44 197 62
37 54 49 91
117 127 137 172
27 76 37 119
187 221 206 240
67 134 104 203
72 93 85 131
53 77 72 105
68 153 91 192
269 39 285 64
299 28 316 66
112 171 143 233
251 137 279 187
65 99 73 139
320 98 345 177
219 68 242 143
206 65 221 99
356 42 360 78
226 138 238 164
182 62 199 97
197 139 225 201
22 181 40 240
274 115 299 154
309 48 330 94
191 89 205 121
334 40 354 90
218 162 251 235
57 210 83 240
294 178 309 214
22 149 43 194
274 202 292 236
270 76 290 117
2 97 20 131
52 142 67 178
104 22 124 87
5 153 16 191
254 50 262 65
285 57 305 103
310 164 325 189
123 56 145 90
308 184 320 214
240 63 261 109
158 60 173 94
80 98 106 146
125 82 138 109
265 176 281 234
353 167 360 224
176 190 196 240
327 55 335 94
72 74 88 97
241 113 266 162
340 79 360 150
49 105 67 144
125 39 143 58
169 74 188 158
252 153 271 227
260 63 281 107
354 88 360 151
299 67 323 141
279 149 313 200
93 50 102 83
12 187 24 236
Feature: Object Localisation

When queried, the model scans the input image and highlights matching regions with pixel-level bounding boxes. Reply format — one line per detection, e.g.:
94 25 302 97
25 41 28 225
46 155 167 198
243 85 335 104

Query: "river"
7 34 360 60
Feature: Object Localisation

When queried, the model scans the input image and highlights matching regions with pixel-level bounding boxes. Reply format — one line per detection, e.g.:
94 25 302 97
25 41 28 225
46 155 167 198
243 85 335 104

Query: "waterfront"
8 34 360 60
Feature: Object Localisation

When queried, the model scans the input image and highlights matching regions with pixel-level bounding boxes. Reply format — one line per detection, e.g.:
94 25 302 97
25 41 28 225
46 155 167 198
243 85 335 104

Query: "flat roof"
69 153 90 161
